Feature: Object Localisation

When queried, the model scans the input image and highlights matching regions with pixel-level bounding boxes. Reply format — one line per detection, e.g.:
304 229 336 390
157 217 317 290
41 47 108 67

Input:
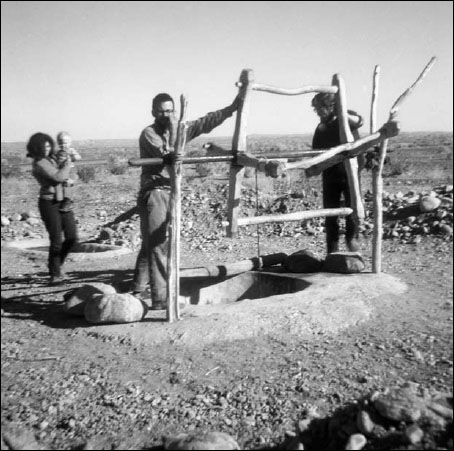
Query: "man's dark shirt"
312 111 363 180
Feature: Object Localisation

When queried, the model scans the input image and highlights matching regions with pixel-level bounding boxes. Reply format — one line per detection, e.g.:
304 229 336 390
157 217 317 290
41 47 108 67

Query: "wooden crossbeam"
283 121 400 175
247 83 338 96
222 207 353 227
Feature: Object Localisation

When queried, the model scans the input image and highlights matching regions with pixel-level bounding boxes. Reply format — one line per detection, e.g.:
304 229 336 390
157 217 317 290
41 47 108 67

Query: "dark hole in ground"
180 271 311 305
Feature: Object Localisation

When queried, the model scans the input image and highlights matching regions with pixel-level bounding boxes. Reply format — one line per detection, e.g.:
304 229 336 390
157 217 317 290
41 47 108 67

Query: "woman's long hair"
26 133 55 160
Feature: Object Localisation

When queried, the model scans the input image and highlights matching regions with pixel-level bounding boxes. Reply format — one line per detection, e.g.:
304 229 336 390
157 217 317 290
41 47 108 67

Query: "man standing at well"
132 92 239 309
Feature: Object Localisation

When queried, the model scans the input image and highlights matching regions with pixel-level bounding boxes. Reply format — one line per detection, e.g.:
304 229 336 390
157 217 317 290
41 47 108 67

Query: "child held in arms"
54 131 81 212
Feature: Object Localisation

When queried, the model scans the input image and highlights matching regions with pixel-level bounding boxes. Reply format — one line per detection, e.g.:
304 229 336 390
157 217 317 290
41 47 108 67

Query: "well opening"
180 271 311 306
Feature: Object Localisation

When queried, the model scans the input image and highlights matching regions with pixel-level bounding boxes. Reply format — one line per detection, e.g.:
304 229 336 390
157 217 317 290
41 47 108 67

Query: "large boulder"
322 252 365 274
163 431 240 450
284 249 324 273
64 283 117 316
85 293 147 324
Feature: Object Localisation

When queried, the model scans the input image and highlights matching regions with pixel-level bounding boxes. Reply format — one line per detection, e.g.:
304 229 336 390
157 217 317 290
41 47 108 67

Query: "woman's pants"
38 198 78 277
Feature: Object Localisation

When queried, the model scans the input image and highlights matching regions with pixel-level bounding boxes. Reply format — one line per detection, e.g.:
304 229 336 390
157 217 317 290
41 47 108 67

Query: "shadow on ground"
1 269 137 329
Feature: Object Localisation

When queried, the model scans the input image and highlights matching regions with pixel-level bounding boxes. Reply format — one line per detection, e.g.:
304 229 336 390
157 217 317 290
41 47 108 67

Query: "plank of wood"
222 207 353 227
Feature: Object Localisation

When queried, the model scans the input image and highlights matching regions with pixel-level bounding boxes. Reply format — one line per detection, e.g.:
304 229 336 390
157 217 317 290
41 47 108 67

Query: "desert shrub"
383 160 407 177
77 165 97 183
1 165 23 179
194 163 213 178
109 164 127 175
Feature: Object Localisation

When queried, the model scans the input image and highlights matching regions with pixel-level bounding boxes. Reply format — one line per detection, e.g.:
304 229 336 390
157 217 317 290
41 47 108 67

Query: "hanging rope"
255 168 262 266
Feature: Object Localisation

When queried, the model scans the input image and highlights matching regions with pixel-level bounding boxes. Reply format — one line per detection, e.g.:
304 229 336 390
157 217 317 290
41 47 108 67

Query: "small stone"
1 216 10 226
99 227 115 240
26 217 40 226
297 418 312 433
439 224 453 236
285 249 324 273
404 424 424 444
10 214 22 221
356 410 374 435
374 384 424 422
344 433 367 450
2 424 41 450
323 252 365 274
419 195 441 213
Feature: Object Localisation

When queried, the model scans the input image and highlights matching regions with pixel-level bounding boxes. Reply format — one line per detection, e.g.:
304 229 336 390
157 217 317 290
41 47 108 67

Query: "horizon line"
1 130 453 145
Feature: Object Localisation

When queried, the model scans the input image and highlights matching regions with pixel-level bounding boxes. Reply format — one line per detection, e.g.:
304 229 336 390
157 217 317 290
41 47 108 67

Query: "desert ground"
1 131 453 450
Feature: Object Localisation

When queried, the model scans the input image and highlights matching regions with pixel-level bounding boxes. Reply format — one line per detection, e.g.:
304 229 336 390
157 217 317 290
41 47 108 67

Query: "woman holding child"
27 132 79 285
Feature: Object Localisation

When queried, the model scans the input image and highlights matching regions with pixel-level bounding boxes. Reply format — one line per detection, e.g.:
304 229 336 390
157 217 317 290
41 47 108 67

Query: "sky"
1 1 453 143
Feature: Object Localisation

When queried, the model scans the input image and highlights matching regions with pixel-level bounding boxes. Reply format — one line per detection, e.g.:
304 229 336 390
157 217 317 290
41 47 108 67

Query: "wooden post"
167 95 188 322
372 56 436 273
227 69 254 237
332 74 365 228
370 65 382 273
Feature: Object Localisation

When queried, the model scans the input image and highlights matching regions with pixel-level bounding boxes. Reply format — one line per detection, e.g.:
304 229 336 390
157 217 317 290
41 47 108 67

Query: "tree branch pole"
227 69 254 237
332 73 365 225
167 95 188 323
373 57 436 274
371 65 382 273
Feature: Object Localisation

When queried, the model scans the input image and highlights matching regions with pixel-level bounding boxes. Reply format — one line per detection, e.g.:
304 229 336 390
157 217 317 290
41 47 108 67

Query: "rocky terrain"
1 132 453 449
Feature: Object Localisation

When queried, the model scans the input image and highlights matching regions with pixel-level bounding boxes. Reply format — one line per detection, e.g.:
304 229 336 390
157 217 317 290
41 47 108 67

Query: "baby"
55 131 81 212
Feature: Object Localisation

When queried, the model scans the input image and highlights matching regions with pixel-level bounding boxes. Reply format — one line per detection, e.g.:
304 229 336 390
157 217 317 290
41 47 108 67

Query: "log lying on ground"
283 120 400 176
180 252 287 278
222 207 352 227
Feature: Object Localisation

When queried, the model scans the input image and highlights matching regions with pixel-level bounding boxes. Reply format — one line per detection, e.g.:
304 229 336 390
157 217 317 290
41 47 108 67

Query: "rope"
255 168 261 263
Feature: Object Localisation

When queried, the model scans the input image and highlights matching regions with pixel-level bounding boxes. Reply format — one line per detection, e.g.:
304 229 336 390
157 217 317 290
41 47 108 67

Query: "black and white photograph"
1 1 453 449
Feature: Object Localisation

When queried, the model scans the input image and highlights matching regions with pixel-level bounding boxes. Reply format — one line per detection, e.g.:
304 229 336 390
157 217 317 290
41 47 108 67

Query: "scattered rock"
404 424 424 444
163 431 240 450
26 217 40 226
322 252 365 274
344 433 367 450
373 382 424 423
85 293 148 324
420 195 441 213
284 249 324 273
1 423 42 450
64 283 117 316
1 216 10 226
356 410 374 436
98 227 115 241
